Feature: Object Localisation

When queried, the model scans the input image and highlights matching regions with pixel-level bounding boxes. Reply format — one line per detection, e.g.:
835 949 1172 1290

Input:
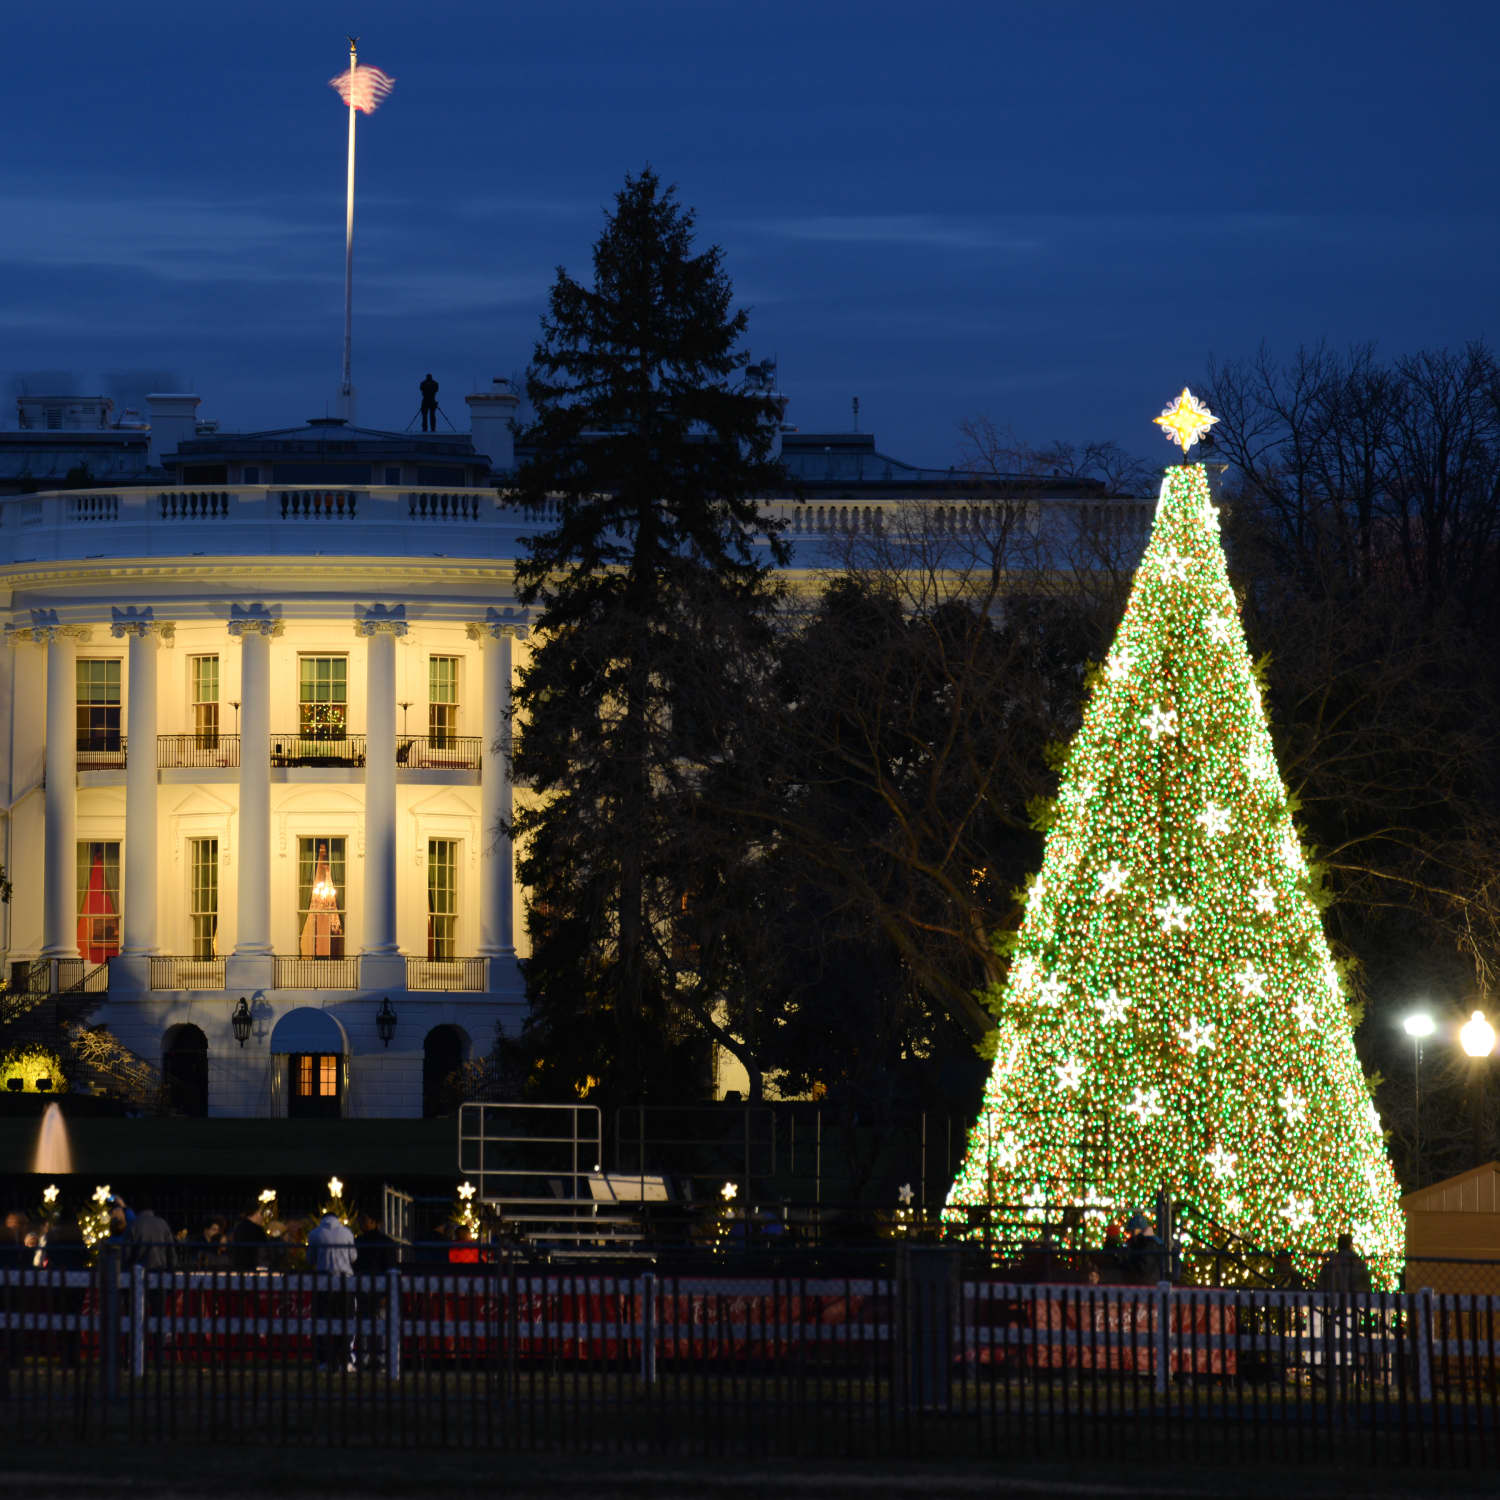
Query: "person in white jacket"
306 1213 357 1371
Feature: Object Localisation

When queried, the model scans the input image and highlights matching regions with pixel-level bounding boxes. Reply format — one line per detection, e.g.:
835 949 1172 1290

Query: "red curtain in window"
77 847 118 963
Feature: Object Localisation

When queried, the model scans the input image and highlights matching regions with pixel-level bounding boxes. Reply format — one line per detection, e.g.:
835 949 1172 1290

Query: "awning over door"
268 1007 348 1054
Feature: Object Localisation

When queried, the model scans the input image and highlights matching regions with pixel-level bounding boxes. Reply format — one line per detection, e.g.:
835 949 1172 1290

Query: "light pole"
1403 1011 1434 1188
1460 1009 1497 1168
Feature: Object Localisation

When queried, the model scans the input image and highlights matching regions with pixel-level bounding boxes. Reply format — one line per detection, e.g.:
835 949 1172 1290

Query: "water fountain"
32 1101 72 1175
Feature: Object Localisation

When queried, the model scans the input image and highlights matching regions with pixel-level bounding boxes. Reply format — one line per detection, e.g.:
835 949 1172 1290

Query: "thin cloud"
750 208 1469 256
753 215 1042 252
0 192 329 283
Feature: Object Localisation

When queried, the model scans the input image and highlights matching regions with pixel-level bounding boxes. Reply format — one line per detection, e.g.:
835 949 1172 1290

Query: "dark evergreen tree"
503 167 788 1104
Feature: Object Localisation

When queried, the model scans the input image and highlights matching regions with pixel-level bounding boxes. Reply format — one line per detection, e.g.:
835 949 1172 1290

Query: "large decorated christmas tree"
945 390 1404 1286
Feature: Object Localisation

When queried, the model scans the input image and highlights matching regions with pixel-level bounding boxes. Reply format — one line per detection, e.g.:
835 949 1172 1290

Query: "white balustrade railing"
0 484 1152 567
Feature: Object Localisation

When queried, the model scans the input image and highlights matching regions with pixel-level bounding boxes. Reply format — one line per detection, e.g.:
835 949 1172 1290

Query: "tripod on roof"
405 403 458 434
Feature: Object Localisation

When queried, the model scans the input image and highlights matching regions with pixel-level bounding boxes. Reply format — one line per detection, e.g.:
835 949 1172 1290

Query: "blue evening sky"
3 0 1496 469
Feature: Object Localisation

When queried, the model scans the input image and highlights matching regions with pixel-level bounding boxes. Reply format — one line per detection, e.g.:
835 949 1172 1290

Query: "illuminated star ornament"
1205 1146 1237 1180
1144 704 1179 742
1094 986 1130 1024
1179 1016 1216 1054
1056 1057 1085 1091
1154 386 1220 455
1155 896 1192 933
1195 803 1231 838
1038 973 1068 1008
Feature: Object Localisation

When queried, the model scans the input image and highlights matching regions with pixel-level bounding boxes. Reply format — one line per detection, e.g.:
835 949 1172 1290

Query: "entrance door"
288 1052 342 1119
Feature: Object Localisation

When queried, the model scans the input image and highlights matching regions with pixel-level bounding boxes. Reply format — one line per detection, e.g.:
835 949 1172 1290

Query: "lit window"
428 656 459 746
298 656 347 739
77 840 121 963
297 838 345 958
189 838 218 959
427 839 458 959
293 1054 339 1098
191 656 219 747
76 658 122 753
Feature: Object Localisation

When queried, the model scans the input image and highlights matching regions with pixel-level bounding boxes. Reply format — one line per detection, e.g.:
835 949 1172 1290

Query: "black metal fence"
157 734 240 769
396 736 483 770
269 733 367 768
271 956 360 989
406 957 487 991
147 956 226 991
4 1256 1500 1464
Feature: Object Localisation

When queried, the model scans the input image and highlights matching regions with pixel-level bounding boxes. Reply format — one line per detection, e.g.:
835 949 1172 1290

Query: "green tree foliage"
502 168 788 1105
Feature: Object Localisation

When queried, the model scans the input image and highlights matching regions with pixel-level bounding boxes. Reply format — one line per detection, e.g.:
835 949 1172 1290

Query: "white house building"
0 379 1146 1118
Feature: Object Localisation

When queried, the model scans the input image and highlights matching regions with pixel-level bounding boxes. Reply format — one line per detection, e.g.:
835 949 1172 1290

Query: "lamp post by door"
1403 1011 1434 1188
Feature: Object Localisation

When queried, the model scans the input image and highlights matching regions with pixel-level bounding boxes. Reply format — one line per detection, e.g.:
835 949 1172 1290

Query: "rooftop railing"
0 484 1154 569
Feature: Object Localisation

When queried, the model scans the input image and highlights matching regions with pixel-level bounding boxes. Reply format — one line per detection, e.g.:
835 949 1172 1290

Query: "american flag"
330 64 395 114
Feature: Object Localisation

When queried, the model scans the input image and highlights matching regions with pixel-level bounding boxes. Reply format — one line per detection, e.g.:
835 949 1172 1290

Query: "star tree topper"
1154 387 1219 454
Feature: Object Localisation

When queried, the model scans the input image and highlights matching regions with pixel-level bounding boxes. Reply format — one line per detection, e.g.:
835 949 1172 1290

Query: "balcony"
396 735 483 771
272 956 360 989
406 956 488 991
149 956 226 990
270 733 366 768
77 735 126 771
158 734 240 769
126 954 491 992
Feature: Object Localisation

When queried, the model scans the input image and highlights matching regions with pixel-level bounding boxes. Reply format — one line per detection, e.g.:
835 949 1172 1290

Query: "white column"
119 620 167 957
469 616 525 963
360 619 401 956
41 625 84 960
229 617 278 959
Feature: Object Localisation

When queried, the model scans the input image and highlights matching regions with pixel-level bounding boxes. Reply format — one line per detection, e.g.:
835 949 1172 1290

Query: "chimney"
146 393 201 468
466 378 520 475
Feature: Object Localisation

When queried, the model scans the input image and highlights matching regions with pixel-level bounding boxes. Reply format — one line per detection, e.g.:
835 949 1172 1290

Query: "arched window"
422 1025 469 1118
162 1023 209 1118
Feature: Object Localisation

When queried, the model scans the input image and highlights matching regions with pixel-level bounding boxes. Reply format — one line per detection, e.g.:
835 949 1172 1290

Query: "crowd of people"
1006 1213 1373 1291
0 1195 492 1276
2 1195 1375 1295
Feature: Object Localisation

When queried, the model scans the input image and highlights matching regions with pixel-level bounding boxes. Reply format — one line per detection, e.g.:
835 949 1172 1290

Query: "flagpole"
340 35 357 423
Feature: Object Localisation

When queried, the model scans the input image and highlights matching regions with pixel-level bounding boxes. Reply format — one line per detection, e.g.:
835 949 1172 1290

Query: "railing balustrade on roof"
4 483 1155 571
